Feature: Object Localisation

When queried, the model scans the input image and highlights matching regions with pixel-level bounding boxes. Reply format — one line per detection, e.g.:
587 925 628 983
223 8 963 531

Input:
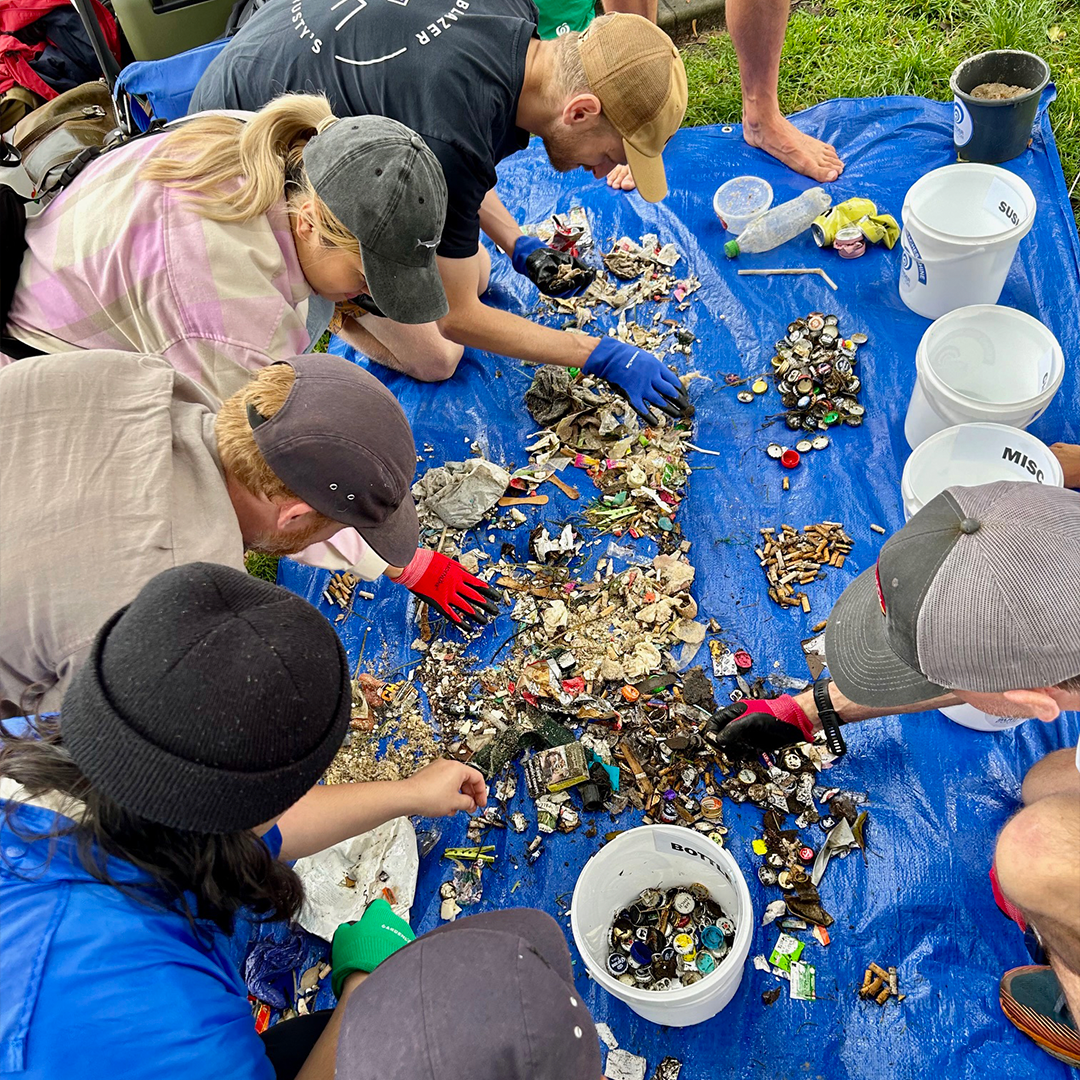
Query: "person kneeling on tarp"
0 350 499 718
0 563 491 1080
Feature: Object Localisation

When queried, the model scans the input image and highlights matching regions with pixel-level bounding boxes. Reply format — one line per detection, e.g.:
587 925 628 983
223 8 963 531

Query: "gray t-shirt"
0 351 245 716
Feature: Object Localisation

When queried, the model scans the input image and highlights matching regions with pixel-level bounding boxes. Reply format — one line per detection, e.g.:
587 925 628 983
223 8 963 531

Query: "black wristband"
813 678 847 759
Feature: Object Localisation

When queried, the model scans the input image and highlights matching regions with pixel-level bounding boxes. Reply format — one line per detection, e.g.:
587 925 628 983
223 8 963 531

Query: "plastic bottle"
723 187 832 258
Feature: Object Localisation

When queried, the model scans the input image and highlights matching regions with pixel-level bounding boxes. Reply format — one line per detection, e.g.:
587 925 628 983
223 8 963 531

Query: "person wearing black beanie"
0 563 488 1080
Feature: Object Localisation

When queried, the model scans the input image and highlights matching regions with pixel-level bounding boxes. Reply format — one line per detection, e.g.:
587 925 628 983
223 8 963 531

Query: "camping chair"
110 0 234 61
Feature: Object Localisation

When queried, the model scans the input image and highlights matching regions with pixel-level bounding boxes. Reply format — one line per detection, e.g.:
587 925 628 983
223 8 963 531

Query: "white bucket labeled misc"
901 422 1063 520
898 164 1036 319
904 304 1063 449
940 703 1030 732
570 825 753 1027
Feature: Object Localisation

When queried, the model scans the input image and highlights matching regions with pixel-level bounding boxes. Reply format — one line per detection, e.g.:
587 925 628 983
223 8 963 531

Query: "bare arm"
799 681 961 733
293 971 366 1080
275 759 488 861
602 0 657 21
478 189 524 256
436 252 597 368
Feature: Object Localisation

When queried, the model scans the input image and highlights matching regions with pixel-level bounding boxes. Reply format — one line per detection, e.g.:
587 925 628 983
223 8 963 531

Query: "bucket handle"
919 244 988 268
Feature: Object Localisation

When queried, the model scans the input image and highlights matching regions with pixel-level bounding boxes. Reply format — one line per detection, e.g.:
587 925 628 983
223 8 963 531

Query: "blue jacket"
0 797 280 1079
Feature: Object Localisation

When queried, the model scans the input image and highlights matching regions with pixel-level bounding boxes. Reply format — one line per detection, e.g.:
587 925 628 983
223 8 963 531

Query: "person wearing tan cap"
534 0 842 192
193 4 691 423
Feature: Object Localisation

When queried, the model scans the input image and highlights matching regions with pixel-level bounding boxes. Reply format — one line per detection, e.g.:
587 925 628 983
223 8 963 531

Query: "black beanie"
60 563 352 833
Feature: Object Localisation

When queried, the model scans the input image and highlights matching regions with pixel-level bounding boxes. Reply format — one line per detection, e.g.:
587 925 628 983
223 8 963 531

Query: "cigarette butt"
869 962 889 980
866 976 883 997
870 523 886 534
813 620 827 632
888 966 898 995
876 986 891 1006
782 476 789 491
800 595 811 614
835 554 846 568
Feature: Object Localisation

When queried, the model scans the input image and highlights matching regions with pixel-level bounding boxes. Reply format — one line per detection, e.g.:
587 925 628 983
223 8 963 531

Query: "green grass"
681 0 1080 222
244 550 280 583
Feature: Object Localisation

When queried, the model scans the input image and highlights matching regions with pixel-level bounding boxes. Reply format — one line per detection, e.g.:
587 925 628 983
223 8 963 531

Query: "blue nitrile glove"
511 235 596 297
582 338 692 423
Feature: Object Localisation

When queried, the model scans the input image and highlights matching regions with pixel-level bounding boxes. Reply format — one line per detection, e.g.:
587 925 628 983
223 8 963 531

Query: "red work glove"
394 549 502 626
704 695 816 757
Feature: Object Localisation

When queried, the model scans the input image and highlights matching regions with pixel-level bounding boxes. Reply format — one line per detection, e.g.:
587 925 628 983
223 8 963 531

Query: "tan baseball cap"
578 14 687 202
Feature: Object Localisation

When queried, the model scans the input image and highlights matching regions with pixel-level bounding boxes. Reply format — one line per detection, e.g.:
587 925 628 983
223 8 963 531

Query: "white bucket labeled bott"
904 304 1063 449
898 164 1036 319
570 825 752 1027
901 422 1063 520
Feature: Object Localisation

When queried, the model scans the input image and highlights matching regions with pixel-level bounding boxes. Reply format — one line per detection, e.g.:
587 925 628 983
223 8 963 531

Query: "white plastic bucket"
904 305 1064 449
900 422 1063 520
898 164 1036 319
940 703 1029 732
570 825 752 1027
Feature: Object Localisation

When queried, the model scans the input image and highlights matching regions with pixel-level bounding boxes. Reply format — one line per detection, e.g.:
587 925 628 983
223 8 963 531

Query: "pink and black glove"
394 550 502 627
705 695 816 757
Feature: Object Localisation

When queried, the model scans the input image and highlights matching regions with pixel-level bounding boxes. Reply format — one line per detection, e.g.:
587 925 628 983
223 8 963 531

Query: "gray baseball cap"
247 355 419 566
336 909 603 1080
825 481 1080 707
303 115 448 325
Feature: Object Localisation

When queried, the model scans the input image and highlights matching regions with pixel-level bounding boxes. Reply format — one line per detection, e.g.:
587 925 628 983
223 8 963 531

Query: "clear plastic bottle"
723 187 833 257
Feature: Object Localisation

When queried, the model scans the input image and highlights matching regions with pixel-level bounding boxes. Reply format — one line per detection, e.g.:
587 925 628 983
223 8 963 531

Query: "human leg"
725 0 844 182
1022 747 1080 806
995 790 1080 1064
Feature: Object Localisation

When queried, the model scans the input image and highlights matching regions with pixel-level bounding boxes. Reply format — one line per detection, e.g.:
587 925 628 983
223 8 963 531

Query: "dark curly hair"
0 716 304 937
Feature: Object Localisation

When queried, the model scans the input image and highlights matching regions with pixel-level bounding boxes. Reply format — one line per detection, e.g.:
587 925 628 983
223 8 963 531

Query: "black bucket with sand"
950 50 1051 164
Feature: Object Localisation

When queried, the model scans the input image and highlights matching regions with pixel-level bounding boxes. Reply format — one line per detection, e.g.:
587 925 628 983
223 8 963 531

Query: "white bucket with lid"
898 164 1036 319
900 422 1063 520
904 304 1063 449
570 825 752 1027
940 703 1030 732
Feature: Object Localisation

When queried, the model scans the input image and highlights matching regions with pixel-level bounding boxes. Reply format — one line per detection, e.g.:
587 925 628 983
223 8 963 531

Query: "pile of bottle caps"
604 883 737 992
770 311 869 433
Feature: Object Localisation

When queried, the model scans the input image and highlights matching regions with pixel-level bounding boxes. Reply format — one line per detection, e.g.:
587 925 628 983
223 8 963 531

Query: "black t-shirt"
192 0 537 259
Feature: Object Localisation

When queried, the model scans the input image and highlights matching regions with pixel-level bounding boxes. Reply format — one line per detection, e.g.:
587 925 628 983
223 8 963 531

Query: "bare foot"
743 113 844 182
606 163 636 191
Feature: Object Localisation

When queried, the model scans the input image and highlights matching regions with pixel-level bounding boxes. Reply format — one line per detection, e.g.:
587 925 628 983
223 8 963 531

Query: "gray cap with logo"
825 481 1080 706
303 115 448 325
247 354 419 567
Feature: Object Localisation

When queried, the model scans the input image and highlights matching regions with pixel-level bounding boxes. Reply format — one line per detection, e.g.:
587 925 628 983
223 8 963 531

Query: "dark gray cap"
336 909 603 1080
825 481 1080 707
303 115 448 325
248 355 419 566
61 563 351 833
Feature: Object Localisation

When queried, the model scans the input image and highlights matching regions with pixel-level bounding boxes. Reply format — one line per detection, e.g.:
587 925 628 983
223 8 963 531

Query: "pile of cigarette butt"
859 961 904 1005
756 522 855 611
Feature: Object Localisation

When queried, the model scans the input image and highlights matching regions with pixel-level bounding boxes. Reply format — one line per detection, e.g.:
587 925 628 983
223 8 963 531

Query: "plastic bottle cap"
723 239 740 258
780 449 801 469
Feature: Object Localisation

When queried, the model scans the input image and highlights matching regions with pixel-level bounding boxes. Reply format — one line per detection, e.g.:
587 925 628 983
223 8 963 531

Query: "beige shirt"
0 351 245 716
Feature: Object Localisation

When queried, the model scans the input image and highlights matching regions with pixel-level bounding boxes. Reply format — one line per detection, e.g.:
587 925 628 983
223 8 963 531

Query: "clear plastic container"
713 176 773 235
724 187 832 257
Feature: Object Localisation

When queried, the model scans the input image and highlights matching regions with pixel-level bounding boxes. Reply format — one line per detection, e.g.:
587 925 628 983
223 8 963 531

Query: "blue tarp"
274 91 1079 1078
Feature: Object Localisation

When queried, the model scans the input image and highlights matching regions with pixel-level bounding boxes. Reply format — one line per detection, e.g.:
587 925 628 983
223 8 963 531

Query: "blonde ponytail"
138 94 361 256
